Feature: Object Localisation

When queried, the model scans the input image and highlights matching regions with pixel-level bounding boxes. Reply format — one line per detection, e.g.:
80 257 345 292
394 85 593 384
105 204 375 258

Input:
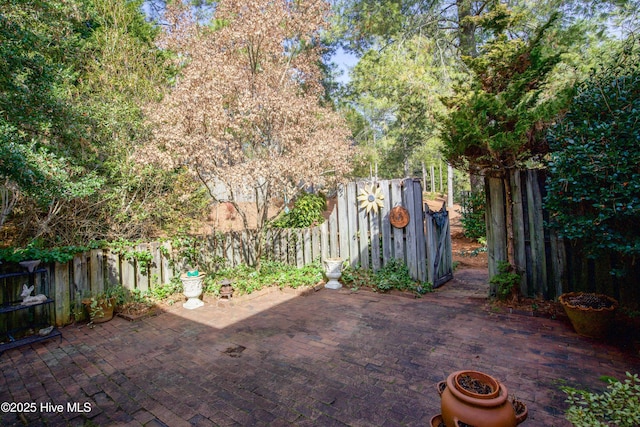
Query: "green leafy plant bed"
341 259 432 297
211 261 324 297
563 372 640 427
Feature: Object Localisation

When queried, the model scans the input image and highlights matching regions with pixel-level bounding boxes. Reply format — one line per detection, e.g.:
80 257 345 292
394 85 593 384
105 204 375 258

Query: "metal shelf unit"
0 266 61 354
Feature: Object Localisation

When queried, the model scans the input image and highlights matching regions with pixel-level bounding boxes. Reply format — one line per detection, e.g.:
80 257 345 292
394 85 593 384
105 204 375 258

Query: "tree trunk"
503 171 518 301
503 173 515 266
253 182 271 271
457 0 478 58
469 165 484 193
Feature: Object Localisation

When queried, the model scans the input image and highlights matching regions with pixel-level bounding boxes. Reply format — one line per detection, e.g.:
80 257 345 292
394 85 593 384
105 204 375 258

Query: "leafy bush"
489 261 520 301
563 372 640 427
342 259 431 295
148 277 183 301
373 258 415 292
459 190 487 240
160 231 226 274
341 264 375 290
545 40 640 262
271 192 326 228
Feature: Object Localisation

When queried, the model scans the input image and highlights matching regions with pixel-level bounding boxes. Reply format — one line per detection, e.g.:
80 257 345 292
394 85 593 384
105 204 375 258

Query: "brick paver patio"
2 268 639 426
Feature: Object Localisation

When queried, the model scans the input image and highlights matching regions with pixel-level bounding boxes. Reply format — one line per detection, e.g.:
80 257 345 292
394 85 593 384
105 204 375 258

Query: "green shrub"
271 192 326 228
342 259 432 295
563 372 640 427
0 243 99 263
148 276 183 300
459 190 486 240
489 261 520 300
374 258 415 292
341 264 375 291
545 40 640 263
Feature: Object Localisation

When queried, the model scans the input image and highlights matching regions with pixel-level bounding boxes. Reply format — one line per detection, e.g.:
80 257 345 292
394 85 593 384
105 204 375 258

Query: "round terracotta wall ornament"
389 206 410 228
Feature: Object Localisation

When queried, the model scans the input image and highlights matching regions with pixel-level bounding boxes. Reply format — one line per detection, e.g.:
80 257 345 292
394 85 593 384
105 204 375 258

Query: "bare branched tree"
142 0 353 265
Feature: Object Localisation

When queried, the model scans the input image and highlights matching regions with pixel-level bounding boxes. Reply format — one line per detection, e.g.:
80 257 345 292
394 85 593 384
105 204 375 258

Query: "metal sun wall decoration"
357 184 385 214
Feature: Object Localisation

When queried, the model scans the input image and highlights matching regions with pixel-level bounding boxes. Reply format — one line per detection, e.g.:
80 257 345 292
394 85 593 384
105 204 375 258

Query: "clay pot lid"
389 206 410 228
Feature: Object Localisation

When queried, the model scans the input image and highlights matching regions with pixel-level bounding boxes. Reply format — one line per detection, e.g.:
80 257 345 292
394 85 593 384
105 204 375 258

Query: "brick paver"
1 269 639 426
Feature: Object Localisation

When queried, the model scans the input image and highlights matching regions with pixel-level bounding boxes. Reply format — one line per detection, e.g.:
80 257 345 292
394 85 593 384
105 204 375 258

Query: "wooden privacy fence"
485 170 565 300
485 169 640 308
1 179 453 325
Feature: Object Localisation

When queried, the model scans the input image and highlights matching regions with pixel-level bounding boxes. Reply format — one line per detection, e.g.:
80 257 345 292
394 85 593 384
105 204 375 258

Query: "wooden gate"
426 202 454 287
332 178 452 286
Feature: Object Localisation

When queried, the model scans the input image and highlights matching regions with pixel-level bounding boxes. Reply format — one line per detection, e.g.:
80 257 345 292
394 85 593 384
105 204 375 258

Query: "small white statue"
21 284 48 306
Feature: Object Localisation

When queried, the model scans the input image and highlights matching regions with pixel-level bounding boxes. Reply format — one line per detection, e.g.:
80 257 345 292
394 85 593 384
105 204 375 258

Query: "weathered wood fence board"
391 180 405 262
487 171 561 299
485 169 640 308
485 177 507 282
53 263 70 326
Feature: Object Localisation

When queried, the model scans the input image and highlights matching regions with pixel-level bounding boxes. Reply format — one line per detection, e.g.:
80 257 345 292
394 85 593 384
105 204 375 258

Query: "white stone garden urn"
181 272 205 309
323 258 343 289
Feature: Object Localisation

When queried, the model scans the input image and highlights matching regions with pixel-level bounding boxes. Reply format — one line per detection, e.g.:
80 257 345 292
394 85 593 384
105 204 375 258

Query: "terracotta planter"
82 297 116 324
437 370 527 427
430 414 443 427
559 292 618 339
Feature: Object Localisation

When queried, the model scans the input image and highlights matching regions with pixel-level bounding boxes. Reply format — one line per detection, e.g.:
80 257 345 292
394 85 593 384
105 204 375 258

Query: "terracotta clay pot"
82 297 116 324
437 370 528 427
430 414 444 427
559 292 618 339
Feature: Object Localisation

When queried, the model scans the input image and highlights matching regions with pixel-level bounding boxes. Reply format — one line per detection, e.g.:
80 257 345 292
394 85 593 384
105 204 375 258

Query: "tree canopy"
346 35 455 178
440 7 574 173
141 0 353 262
0 0 205 246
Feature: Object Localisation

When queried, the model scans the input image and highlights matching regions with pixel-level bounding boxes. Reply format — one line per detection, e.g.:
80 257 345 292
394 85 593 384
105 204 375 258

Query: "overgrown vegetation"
0 243 96 264
271 193 327 228
147 277 184 303
141 0 352 270
459 190 486 240
341 259 431 295
0 0 207 248
545 39 640 270
562 372 640 427
441 7 576 274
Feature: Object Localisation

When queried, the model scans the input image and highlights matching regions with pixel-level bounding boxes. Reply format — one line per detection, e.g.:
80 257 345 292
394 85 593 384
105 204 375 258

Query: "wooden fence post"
89 249 105 296
347 182 359 267
485 176 507 292
391 179 405 262
380 180 392 266
510 170 527 294
53 262 70 326
412 179 427 282
525 170 547 298
403 178 418 279
121 248 136 291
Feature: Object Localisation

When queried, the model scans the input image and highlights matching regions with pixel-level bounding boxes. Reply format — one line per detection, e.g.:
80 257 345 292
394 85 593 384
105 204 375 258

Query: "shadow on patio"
1 268 639 426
